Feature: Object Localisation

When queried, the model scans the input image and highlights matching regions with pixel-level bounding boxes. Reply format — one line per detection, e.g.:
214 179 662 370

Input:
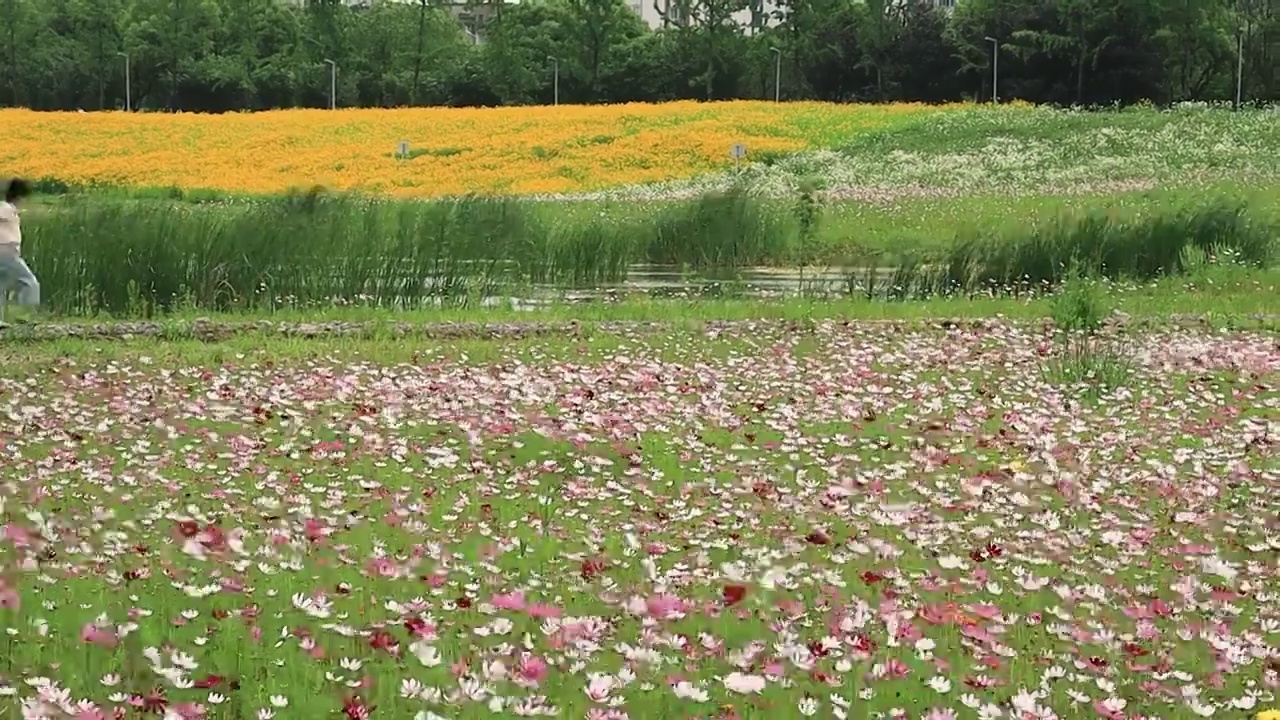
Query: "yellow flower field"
0 101 958 198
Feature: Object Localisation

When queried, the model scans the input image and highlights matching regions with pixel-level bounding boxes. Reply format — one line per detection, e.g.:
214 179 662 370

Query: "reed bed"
20 189 1277 316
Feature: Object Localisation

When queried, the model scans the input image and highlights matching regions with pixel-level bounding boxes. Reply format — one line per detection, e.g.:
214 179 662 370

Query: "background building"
278 0 792 32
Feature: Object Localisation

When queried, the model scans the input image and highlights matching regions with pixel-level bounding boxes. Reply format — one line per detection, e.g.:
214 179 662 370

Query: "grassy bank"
20 186 1279 316
4 264 1277 342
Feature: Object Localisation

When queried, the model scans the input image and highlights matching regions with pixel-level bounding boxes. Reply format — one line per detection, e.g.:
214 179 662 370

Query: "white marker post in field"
397 141 410 159
730 143 747 171
323 59 338 110
120 52 131 111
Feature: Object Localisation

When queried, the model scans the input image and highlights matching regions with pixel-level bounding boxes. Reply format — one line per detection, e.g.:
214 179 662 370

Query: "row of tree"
1 0 1275 112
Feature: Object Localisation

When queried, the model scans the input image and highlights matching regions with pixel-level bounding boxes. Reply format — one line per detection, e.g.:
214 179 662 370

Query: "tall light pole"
984 36 999 104
1235 26 1245 110
119 52 131 112
549 56 559 106
770 47 781 103
323 58 337 110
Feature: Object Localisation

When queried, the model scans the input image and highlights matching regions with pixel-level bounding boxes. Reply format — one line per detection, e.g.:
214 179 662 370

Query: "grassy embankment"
5 104 1279 317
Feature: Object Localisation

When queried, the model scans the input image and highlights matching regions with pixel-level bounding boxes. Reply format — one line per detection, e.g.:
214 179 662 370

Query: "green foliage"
793 177 821 267
943 197 1274 290
1049 273 1109 335
1039 337 1134 399
1042 267 1130 401
1178 243 1262 289
646 186 787 268
0 0 1274 111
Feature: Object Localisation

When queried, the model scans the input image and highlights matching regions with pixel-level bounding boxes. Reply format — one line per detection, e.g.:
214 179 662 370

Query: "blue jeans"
0 250 40 318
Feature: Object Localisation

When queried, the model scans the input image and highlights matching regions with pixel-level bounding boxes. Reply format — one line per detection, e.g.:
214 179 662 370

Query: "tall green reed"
941 196 1274 291
19 189 1277 315
643 185 789 268
22 187 791 315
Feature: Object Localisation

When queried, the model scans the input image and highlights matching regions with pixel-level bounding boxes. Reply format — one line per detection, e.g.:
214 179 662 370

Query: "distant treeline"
1 0 1274 112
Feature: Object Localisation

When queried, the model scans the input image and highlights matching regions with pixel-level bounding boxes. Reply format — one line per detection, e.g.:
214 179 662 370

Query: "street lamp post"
119 52 131 112
549 57 559 106
1235 27 1245 110
984 36 999 103
323 58 337 110
770 47 781 103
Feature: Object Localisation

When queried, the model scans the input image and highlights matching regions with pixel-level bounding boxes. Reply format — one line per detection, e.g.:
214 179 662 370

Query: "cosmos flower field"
0 320 1277 720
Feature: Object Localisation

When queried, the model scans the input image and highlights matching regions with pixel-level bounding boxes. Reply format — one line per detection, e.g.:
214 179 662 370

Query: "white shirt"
0 201 20 250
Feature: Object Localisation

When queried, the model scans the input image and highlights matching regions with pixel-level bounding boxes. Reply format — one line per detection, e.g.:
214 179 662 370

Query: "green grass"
3 266 1278 354
621 104 1280 201
837 103 1280 157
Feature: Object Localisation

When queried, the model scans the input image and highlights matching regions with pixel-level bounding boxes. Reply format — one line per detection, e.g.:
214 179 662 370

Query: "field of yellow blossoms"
0 101 956 197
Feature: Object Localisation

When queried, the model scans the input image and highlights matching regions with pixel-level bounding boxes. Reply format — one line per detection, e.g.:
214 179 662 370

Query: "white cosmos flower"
410 640 442 667
977 704 1003 720
291 593 332 618
458 676 488 702
1229 695 1256 710
672 681 708 702
584 674 614 702
400 678 425 699
1189 700 1216 717
722 672 766 694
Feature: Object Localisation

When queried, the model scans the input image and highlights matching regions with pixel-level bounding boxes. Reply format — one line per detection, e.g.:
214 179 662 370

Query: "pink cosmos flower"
514 653 549 687
0 581 18 610
491 592 526 611
527 603 561 619
3 524 35 547
80 623 119 649
646 594 687 619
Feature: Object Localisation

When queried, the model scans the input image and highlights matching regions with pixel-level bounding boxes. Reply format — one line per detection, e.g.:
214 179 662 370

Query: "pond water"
429 264 910 310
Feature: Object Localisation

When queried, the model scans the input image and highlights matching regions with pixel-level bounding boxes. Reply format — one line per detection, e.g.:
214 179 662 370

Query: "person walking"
0 178 40 324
